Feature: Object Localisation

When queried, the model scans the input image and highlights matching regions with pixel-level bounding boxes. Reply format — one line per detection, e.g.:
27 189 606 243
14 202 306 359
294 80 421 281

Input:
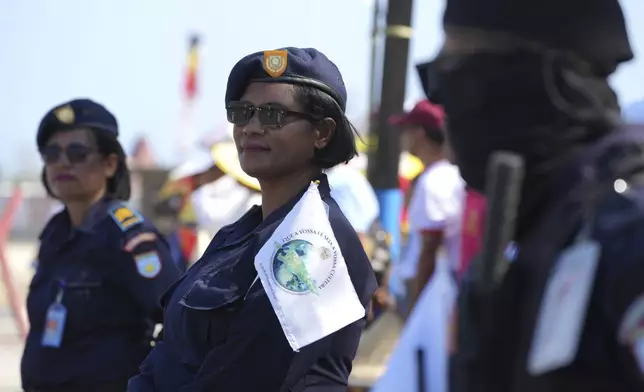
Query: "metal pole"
368 0 383 114
367 0 414 263
179 34 201 163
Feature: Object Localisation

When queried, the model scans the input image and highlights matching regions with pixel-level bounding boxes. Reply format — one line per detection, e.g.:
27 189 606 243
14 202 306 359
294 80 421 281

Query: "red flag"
184 35 200 100
458 189 487 281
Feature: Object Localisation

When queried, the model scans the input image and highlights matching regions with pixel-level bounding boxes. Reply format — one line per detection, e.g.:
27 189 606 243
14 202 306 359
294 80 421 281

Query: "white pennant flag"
254 182 365 351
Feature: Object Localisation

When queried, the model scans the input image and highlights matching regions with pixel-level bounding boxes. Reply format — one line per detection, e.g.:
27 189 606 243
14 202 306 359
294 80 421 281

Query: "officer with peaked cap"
418 0 644 391
21 99 182 392
127 47 377 392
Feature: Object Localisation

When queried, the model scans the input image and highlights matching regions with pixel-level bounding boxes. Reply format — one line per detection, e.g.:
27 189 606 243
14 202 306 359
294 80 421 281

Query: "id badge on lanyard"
527 222 601 375
42 282 67 348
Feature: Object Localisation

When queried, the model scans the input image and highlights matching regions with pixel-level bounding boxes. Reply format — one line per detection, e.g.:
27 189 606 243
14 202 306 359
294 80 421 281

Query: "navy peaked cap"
37 98 118 148
225 47 348 111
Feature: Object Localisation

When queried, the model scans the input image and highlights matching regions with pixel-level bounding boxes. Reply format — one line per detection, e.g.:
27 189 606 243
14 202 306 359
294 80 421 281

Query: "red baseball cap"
388 99 445 129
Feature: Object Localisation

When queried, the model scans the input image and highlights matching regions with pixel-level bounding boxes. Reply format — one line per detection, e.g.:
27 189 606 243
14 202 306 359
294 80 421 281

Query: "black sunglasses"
226 101 321 128
40 143 95 164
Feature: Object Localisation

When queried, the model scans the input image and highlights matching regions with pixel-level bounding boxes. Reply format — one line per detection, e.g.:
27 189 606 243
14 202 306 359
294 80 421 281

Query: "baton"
478 151 525 292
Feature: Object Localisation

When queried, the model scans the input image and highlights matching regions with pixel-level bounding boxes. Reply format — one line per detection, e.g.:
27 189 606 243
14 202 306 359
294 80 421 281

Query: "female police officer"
21 99 182 392
127 48 378 392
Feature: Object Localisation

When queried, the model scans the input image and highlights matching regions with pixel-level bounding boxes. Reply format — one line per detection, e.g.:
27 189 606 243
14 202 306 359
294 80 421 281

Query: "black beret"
37 98 118 149
225 47 348 111
443 0 633 75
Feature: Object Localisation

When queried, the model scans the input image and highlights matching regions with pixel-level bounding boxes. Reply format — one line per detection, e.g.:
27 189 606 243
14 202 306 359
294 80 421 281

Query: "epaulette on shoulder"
108 202 144 232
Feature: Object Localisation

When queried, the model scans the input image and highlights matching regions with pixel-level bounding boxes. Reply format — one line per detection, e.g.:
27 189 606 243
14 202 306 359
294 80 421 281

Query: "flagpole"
179 102 194 161
366 0 414 265
179 34 201 163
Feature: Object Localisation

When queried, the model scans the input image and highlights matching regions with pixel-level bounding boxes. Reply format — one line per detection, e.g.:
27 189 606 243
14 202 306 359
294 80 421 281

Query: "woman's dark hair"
41 129 131 201
293 85 360 169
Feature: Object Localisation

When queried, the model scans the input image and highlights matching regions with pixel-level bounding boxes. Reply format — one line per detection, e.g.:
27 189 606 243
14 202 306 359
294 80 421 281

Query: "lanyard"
55 280 66 304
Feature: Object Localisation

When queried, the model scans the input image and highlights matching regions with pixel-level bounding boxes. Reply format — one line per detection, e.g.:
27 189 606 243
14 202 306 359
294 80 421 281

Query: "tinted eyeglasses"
40 143 95 164
226 101 321 128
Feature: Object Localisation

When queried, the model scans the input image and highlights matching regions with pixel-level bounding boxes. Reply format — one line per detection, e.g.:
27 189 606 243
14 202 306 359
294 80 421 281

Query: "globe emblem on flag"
272 239 330 295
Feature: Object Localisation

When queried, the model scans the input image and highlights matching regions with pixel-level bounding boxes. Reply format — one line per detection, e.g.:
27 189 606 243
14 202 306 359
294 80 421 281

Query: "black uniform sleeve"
115 226 183 322
127 342 162 392
179 311 364 392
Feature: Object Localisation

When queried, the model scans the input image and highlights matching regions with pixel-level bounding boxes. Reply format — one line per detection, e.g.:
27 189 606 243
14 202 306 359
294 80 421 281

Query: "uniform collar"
39 197 116 241
221 174 331 246
259 172 330 228
252 173 331 248
76 197 116 233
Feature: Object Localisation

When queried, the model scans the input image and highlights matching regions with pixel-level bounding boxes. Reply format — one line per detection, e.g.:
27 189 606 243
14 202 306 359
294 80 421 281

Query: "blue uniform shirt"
21 197 182 390
128 175 378 392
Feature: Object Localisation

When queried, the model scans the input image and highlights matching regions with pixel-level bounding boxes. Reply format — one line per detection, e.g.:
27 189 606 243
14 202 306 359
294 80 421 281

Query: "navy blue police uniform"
510 130 644 391
21 99 183 392
451 126 644 392
437 0 644 391
127 48 378 392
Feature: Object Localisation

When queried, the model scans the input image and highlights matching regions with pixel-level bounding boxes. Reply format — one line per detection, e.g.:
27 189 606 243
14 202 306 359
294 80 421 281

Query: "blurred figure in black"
21 99 182 392
419 0 644 391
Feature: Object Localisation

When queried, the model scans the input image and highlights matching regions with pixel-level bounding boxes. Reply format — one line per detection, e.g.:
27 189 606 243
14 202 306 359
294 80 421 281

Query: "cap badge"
263 50 288 78
53 105 75 124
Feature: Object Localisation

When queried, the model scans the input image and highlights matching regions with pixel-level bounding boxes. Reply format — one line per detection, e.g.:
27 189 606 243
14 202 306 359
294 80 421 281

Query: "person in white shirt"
371 100 464 392
388 99 464 312
326 161 379 235
160 144 262 260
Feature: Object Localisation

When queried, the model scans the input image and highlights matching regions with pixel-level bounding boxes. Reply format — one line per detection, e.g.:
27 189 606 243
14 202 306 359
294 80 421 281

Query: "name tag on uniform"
527 240 600 375
42 305 67 348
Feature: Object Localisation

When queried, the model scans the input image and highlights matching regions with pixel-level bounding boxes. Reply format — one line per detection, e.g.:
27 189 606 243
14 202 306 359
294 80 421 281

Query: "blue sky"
2 0 644 176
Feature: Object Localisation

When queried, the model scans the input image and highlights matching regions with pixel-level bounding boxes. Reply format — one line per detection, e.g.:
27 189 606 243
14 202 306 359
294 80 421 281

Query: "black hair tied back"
293 85 360 169
99 131 131 201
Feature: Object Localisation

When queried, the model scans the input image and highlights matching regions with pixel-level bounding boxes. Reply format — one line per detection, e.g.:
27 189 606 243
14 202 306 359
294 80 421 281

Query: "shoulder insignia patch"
109 204 143 232
124 232 157 252
134 251 162 279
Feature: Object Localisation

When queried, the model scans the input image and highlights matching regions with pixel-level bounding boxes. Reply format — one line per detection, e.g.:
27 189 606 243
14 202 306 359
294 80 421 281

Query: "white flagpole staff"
254 182 365 351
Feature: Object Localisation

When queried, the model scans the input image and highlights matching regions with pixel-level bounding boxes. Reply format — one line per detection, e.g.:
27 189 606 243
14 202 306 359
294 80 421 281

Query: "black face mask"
423 50 620 232
426 51 619 191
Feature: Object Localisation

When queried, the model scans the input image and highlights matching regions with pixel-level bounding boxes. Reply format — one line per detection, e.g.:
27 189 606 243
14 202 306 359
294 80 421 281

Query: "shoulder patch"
124 232 157 252
109 204 143 232
134 251 162 279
